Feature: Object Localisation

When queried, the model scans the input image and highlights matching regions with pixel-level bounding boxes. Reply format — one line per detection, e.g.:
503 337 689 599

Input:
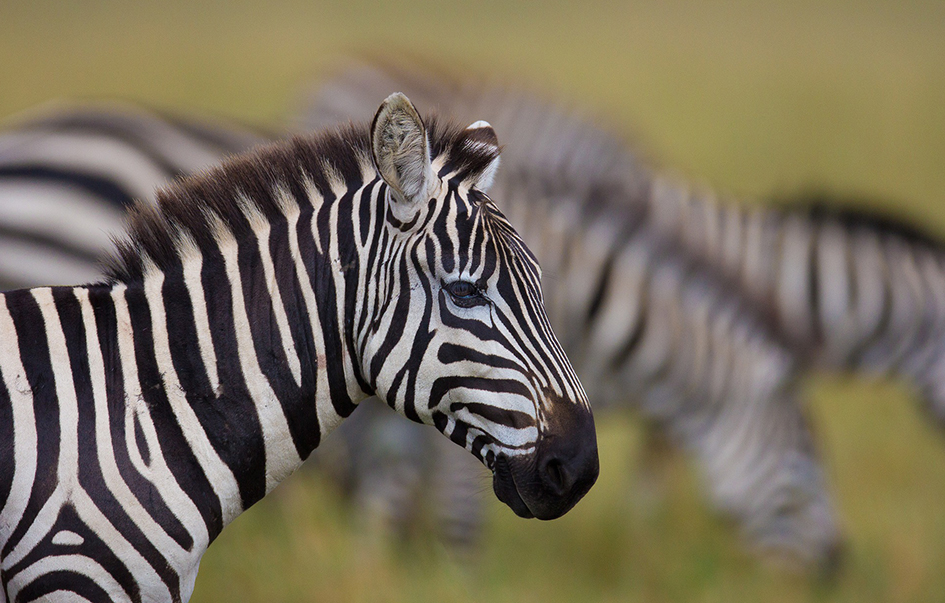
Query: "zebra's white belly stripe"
142 269 243 525
0 296 38 556
214 223 302 492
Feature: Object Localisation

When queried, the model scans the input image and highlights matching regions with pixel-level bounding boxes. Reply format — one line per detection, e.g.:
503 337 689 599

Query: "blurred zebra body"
0 94 600 601
300 60 945 401
0 101 268 289
299 59 945 568
648 188 945 423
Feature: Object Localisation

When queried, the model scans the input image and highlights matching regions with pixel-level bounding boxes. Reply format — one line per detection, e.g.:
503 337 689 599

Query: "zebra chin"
491 400 600 520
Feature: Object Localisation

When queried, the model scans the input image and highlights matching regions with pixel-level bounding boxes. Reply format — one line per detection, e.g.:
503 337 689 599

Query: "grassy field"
3 1 945 601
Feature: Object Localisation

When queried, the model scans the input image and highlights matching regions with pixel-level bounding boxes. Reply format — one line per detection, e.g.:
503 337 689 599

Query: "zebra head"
360 94 599 519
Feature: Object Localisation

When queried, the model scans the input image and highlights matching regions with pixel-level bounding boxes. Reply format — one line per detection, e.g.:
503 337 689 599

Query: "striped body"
649 188 945 420
0 96 598 601
0 102 267 289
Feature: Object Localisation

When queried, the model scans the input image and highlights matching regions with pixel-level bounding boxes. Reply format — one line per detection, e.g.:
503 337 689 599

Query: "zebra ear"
371 93 435 222
463 120 501 192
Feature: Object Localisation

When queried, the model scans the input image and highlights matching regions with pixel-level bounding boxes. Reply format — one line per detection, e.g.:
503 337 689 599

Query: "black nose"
535 413 600 514
539 439 598 500
540 456 569 496
492 399 599 520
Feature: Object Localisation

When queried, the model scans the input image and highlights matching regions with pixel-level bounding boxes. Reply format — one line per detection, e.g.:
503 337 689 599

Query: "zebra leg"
340 400 429 541
599 249 844 572
632 421 680 516
428 433 489 555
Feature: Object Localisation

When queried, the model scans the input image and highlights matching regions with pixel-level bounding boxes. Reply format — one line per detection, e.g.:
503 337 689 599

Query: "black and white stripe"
0 101 268 289
649 187 945 423
0 71 885 571
0 94 598 602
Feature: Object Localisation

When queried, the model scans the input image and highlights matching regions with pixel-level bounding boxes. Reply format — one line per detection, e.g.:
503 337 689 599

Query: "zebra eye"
444 280 486 308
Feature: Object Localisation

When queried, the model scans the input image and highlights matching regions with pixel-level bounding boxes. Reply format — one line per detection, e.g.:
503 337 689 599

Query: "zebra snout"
534 408 600 518
493 402 599 520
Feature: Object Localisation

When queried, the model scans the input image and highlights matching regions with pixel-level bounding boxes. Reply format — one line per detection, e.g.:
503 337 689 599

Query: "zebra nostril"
541 457 569 495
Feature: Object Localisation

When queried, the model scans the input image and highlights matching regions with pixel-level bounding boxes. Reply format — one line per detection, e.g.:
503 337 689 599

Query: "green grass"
3 1 945 601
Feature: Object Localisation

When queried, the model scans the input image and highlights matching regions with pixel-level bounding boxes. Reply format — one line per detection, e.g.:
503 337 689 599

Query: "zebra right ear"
371 93 435 223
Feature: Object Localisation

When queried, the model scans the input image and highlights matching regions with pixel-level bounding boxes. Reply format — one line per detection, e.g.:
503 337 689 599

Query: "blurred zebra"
308 63 945 423
647 187 945 424
299 60 846 569
0 93 599 601
299 60 945 408
297 58 945 568
0 100 268 289
0 91 843 568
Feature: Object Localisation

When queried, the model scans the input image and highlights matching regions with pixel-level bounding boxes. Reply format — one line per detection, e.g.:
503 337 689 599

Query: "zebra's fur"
649 187 945 423
0 95 598 602
0 83 843 570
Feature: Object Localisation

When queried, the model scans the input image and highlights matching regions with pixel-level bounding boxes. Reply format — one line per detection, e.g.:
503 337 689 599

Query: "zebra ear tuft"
371 93 435 219
464 120 501 192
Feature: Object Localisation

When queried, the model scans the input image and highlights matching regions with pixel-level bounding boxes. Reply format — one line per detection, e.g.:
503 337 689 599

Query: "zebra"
646 188 945 425
0 80 844 569
298 60 845 570
0 101 498 554
311 66 945 427
0 93 599 602
0 95 843 568
0 100 268 290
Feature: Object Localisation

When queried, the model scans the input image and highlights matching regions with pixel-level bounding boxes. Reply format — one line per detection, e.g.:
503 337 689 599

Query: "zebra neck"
100 248 368 527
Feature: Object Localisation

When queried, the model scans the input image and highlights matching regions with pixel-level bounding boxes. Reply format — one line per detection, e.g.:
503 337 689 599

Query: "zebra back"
0 101 269 289
648 181 945 424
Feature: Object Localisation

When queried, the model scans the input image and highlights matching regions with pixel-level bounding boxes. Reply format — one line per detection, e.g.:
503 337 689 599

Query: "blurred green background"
3 1 945 601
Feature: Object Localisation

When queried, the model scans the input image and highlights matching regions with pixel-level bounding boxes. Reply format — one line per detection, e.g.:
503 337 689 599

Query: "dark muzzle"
492 399 599 520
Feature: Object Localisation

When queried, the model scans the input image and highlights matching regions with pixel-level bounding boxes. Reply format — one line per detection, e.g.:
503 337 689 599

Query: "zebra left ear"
464 120 501 192
371 93 435 223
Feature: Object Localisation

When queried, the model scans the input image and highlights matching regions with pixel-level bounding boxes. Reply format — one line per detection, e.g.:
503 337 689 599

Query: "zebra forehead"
442 197 540 279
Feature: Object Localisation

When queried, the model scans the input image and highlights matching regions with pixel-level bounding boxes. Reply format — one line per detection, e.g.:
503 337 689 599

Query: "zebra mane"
101 116 501 284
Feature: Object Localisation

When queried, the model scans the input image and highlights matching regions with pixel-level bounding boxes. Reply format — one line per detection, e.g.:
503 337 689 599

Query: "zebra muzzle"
492 403 599 520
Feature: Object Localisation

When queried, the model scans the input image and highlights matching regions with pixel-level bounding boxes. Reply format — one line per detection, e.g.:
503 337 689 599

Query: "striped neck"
100 198 376 533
